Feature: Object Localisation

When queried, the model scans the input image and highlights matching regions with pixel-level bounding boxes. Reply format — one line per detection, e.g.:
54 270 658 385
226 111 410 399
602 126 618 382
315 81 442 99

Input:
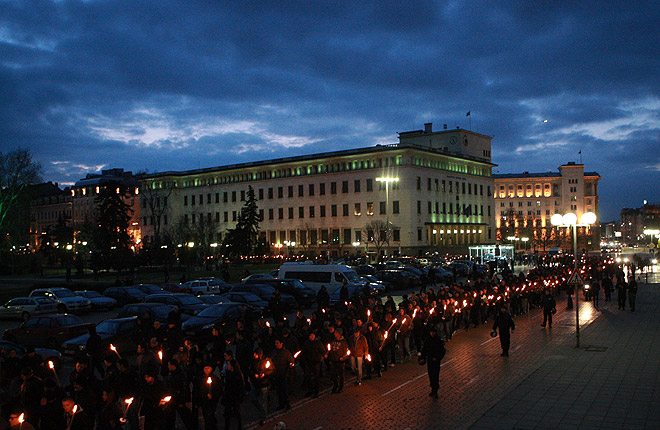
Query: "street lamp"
551 211 597 348
375 177 399 260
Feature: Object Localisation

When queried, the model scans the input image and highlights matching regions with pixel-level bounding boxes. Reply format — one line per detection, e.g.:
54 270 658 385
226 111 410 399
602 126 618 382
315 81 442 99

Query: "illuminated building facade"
29 182 72 247
140 124 496 258
493 162 601 251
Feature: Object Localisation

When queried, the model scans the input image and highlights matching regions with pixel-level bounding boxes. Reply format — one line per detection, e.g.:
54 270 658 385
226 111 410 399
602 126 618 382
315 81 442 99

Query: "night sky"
2 1 659 222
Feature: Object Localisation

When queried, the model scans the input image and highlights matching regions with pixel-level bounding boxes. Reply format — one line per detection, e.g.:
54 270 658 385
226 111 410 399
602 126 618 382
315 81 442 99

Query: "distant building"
140 124 497 258
493 162 601 252
28 182 72 247
620 203 660 245
71 168 141 243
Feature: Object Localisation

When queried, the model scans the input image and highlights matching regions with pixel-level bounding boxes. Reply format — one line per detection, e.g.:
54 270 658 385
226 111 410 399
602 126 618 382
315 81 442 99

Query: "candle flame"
48 360 54 369
266 321 270 327
162 396 171 403
366 354 372 362
346 349 351 356
207 377 212 385
265 360 271 369
327 343 331 351
18 413 24 423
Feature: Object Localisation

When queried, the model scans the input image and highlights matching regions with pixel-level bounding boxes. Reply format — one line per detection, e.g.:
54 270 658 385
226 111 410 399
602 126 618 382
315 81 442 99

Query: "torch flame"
367 309 371 317
125 397 134 406
48 360 54 369
162 396 171 403
366 354 372 362
110 344 116 352
18 413 24 423
158 350 163 361
412 309 418 319
72 405 78 414
327 343 331 351
346 349 351 356
384 331 388 339
207 377 212 385
265 360 271 369
306 318 311 324
266 321 270 327
294 350 301 359
401 318 407 325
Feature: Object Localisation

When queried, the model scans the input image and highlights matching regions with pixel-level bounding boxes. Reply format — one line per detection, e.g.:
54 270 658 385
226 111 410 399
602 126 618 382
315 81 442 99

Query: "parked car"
3 314 94 349
116 303 190 323
73 291 117 310
229 285 296 309
161 283 190 293
374 270 419 289
29 288 91 314
0 297 59 321
244 278 316 307
354 265 377 276
103 287 148 306
143 293 208 316
0 340 62 370
216 292 268 313
241 273 275 283
427 267 453 283
133 284 165 295
181 279 231 295
197 295 224 305
328 284 368 306
446 261 471 277
181 303 245 339
361 275 390 293
62 317 139 357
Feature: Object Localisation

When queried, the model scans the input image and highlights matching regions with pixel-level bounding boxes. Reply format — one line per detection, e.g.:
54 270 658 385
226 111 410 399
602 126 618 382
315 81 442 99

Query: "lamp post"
375 177 399 260
551 211 596 348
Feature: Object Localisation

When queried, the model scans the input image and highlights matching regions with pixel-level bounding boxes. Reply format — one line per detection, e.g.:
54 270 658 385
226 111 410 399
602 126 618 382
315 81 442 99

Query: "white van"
278 262 364 292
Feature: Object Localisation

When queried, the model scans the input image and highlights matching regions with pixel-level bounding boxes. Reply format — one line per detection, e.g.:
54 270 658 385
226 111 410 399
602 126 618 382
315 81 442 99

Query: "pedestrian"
419 325 446 398
194 363 221 430
591 278 601 310
628 277 638 311
96 388 123 430
62 397 92 430
616 278 627 310
327 328 349 393
163 359 194 430
249 349 272 426
540 289 556 328
317 285 330 311
271 338 294 411
348 327 368 385
301 332 325 397
602 274 613 301
396 308 413 361
492 306 515 357
222 359 245 430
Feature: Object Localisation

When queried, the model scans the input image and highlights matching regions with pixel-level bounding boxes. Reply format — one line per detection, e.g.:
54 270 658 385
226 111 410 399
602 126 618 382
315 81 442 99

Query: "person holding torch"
327 328 349 394
194 363 221 430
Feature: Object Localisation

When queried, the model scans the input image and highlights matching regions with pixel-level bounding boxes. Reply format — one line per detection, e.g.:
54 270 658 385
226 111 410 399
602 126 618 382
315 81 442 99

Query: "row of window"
416 201 490 217
416 177 490 196
267 227 401 246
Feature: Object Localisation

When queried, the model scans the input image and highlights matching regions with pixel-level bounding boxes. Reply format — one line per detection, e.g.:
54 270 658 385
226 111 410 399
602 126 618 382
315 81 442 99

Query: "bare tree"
139 179 175 246
363 220 391 262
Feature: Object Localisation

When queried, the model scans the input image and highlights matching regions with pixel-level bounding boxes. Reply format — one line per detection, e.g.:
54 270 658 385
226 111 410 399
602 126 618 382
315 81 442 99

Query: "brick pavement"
245 285 621 429
470 280 660 430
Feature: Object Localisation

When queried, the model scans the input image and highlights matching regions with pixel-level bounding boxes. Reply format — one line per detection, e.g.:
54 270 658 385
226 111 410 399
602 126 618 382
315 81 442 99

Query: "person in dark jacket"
317 285 330 311
19 368 43 426
194 363 222 430
493 307 515 357
62 397 92 430
617 278 628 310
628 277 638 311
541 289 556 328
222 359 245 430
419 325 446 398
97 388 123 430
327 328 349 393
163 359 194 430
248 348 273 426
271 339 294 411
86 326 106 378
301 332 326 397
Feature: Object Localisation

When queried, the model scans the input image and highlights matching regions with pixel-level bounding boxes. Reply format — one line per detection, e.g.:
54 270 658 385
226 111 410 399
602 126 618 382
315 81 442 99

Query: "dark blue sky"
2 0 659 222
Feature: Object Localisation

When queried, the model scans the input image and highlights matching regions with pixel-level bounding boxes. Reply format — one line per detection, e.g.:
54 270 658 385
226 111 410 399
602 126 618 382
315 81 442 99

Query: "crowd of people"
0 255 635 430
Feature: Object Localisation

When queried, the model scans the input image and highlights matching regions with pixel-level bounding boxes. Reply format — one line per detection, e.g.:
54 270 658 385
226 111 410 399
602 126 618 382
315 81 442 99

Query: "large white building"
140 124 496 258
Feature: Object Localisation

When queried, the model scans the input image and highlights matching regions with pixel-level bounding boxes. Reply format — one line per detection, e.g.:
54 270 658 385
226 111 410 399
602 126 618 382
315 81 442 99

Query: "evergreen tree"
223 185 262 257
94 185 134 271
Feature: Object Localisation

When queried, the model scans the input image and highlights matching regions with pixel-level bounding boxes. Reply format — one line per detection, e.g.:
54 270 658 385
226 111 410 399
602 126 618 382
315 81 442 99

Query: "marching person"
540 289 556 328
419 325 446 399
348 327 368 385
492 306 515 357
628 276 638 311
327 328 349 394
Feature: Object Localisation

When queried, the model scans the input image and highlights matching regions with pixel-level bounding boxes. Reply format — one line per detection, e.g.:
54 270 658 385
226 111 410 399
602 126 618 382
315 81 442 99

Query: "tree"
139 178 175 247
223 186 262 258
363 220 391 262
0 149 42 248
496 208 518 243
94 185 134 271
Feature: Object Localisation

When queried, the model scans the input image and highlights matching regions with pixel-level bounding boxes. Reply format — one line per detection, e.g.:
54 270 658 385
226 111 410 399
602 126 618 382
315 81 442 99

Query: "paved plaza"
250 279 660 430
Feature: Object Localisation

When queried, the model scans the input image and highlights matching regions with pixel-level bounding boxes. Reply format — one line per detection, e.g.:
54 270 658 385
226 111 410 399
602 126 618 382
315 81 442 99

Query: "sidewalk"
250 283 659 429
470 282 660 430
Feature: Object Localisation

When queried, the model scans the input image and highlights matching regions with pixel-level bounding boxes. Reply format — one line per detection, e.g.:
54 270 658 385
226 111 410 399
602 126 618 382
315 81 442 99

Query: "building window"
288 207 294 219
184 196 188 206
417 200 421 214
232 211 237 221
330 182 337 194
416 177 421 190
366 179 373 192
379 201 386 215
427 178 432 191
367 202 374 216
259 189 264 200
354 180 361 192
191 195 196 206
199 194 203 205
342 181 348 193
392 229 400 242
354 203 361 216
268 209 274 220
298 185 304 197
331 204 337 217
299 207 304 218
309 206 315 218
278 208 284 219
343 229 351 245
417 228 422 241
308 184 314 196
278 187 283 198
320 205 326 217
320 183 326 195
240 190 245 201
268 188 273 199
288 186 293 198
342 204 349 216
224 212 229 222
393 201 399 214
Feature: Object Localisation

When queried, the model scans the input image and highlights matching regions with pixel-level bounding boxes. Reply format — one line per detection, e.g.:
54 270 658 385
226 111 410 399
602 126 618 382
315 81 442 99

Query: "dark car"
355 265 377 276
62 317 139 357
3 314 94 349
133 284 165 295
427 267 453 283
143 293 208 316
103 287 148 306
361 275 390 292
216 292 268 313
116 303 190 323
229 284 296 309
244 278 316 307
181 303 245 339
374 270 419 290
74 290 117 310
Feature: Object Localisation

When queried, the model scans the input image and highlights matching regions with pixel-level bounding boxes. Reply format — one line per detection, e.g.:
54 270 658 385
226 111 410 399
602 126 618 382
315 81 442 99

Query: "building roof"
493 171 600 179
